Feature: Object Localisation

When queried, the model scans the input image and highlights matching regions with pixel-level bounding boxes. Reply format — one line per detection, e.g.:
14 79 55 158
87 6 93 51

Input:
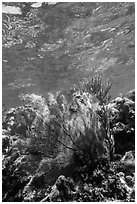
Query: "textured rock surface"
108 90 135 154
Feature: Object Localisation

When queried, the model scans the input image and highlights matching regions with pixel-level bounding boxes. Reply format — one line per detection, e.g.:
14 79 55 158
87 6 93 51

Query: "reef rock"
41 175 75 202
121 151 135 168
108 90 135 154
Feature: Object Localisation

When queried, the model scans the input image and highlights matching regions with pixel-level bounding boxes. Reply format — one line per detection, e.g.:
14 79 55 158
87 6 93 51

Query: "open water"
2 2 135 108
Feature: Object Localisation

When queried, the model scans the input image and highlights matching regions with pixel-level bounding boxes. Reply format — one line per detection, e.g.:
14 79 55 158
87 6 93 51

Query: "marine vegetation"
2 74 135 202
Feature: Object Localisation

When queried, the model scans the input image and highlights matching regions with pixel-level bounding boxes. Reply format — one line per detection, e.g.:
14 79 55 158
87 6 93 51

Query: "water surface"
2 2 135 108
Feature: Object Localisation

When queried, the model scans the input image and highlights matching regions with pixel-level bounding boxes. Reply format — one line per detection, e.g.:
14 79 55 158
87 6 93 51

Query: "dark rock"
108 90 135 154
125 175 134 187
41 175 75 202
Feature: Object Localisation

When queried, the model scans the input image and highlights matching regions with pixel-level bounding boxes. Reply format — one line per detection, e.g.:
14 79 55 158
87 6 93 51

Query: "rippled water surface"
2 2 135 108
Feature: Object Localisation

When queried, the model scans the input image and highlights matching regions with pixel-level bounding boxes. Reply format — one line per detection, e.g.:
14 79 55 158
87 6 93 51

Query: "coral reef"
2 78 135 202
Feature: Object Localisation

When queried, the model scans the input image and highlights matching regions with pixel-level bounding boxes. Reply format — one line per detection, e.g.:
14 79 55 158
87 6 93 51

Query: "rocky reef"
2 77 135 202
40 89 135 202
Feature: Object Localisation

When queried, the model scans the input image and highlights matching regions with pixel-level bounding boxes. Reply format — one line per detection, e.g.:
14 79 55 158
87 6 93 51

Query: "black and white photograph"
2 1 135 202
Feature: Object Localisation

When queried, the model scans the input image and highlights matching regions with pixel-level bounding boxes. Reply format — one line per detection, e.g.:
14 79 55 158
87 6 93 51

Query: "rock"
130 186 135 201
41 185 59 202
116 171 133 194
125 175 134 187
113 122 125 132
113 127 134 155
114 97 124 103
126 89 135 101
108 90 135 154
124 99 135 107
121 151 135 167
55 175 67 187
41 175 75 202
120 151 135 176
117 172 125 178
